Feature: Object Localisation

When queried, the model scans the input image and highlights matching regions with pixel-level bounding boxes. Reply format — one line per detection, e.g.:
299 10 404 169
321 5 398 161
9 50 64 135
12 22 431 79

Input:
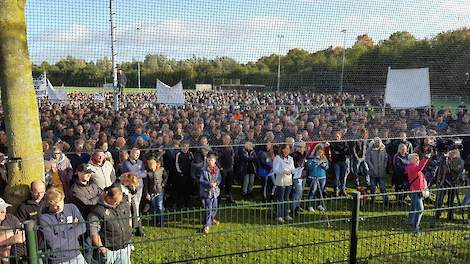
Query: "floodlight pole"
340 29 347 94
136 27 142 90
277 34 284 92
110 0 119 111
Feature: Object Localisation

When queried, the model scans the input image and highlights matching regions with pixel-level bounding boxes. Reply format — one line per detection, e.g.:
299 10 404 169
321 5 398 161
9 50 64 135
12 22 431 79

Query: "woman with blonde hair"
405 153 429 233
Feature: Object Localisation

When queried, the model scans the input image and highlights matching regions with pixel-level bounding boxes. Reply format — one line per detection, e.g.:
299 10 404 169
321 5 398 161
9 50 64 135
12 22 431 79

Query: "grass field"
129 185 470 264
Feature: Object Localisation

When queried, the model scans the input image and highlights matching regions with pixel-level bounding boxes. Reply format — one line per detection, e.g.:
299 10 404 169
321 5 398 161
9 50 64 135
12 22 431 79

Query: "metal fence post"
349 191 360 264
24 220 39 264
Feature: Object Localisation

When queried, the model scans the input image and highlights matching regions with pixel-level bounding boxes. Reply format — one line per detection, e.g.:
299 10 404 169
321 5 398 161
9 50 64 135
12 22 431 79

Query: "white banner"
156 79 185 105
385 67 431 109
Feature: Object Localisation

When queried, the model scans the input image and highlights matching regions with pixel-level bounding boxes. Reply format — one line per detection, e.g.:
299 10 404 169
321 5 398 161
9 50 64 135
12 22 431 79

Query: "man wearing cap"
0 198 26 263
69 164 103 263
16 180 46 223
70 164 103 218
88 183 133 264
38 187 86 264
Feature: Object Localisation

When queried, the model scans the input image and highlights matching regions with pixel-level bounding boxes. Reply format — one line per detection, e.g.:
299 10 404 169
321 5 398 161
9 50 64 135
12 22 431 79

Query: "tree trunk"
0 0 44 210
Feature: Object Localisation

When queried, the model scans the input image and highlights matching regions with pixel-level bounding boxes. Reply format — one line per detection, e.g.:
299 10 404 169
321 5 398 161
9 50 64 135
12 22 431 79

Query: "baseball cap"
76 164 94 173
0 198 12 209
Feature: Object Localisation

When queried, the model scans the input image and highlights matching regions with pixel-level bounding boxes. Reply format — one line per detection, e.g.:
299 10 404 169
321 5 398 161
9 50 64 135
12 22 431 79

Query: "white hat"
0 198 12 209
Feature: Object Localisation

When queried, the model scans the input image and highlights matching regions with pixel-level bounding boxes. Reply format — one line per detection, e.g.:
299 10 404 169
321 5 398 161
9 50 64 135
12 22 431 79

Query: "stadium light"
277 34 284 92
340 29 347 94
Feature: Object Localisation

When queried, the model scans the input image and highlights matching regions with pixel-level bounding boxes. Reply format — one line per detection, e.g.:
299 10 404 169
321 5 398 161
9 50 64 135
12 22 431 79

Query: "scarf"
209 165 217 176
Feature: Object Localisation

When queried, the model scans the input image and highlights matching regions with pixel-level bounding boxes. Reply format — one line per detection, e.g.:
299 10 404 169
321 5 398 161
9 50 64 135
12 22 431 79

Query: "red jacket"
405 158 429 191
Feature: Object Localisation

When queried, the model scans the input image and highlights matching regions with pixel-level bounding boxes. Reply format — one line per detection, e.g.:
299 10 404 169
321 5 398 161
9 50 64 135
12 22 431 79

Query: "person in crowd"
217 135 235 203
273 144 295 223
175 141 194 208
330 132 349 196
118 172 144 237
50 146 74 200
239 142 257 198
462 154 470 224
191 145 211 193
392 132 414 158
435 149 464 222
291 142 308 215
38 187 86 264
406 153 429 234
366 137 389 205
351 129 370 189
121 148 146 228
67 139 91 172
0 198 25 264
69 164 103 217
117 69 127 100
110 137 127 165
199 154 222 234
43 160 64 193
88 149 116 190
16 180 46 223
0 154 7 197
99 141 114 165
88 182 133 264
306 144 329 212
257 142 276 201
392 144 409 205
144 155 168 227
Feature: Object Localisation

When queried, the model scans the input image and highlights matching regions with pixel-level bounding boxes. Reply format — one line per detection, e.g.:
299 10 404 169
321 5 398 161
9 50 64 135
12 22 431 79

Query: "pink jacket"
405 158 429 192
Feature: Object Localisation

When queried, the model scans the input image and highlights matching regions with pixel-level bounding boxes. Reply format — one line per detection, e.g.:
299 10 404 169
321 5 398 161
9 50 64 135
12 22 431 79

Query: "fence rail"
1 186 469 263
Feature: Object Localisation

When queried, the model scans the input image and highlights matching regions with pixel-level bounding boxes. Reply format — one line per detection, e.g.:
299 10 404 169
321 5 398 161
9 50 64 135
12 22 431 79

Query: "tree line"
32 28 470 94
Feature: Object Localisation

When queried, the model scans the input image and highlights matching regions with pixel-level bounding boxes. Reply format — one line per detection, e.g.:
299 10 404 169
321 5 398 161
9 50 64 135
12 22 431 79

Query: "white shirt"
273 155 295 186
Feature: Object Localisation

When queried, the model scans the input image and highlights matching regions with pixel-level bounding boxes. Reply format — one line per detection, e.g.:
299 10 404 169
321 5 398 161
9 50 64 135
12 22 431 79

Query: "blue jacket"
199 165 222 199
38 204 86 264
121 159 147 189
306 156 329 179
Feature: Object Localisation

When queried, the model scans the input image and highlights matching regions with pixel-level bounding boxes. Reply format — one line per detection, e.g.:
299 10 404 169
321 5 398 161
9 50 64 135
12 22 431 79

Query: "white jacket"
88 160 116 189
273 155 295 187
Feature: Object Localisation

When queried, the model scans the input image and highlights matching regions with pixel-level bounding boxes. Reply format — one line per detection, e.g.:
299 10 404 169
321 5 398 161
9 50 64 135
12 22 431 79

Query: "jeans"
334 161 347 192
408 192 424 232
370 177 389 204
292 178 305 210
262 174 276 200
307 177 326 208
58 254 87 264
99 245 131 264
242 174 255 195
151 192 165 226
202 197 218 228
275 185 292 218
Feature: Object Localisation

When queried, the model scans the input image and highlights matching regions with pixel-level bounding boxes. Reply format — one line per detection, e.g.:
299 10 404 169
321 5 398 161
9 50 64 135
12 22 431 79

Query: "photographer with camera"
435 148 464 222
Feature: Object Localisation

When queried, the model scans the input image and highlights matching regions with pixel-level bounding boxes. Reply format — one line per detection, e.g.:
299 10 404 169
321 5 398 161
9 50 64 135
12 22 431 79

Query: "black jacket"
330 142 349 162
175 151 194 183
144 168 168 195
16 198 46 222
217 146 234 170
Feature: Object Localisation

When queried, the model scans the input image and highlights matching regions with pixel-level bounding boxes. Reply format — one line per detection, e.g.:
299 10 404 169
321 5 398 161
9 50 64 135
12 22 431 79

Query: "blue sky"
25 0 470 64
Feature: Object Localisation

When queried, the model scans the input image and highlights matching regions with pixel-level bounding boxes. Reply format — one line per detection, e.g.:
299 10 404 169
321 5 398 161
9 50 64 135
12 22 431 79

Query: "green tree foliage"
32 28 470 93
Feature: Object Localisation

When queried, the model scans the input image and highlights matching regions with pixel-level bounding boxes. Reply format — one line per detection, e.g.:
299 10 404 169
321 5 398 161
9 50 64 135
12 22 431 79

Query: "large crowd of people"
0 90 469 263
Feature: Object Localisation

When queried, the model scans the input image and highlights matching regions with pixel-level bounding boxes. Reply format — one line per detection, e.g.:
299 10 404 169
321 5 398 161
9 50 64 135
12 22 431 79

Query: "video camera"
435 137 463 154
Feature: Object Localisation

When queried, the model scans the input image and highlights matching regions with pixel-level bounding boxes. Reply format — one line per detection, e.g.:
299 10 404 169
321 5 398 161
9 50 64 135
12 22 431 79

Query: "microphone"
465 72 469 85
